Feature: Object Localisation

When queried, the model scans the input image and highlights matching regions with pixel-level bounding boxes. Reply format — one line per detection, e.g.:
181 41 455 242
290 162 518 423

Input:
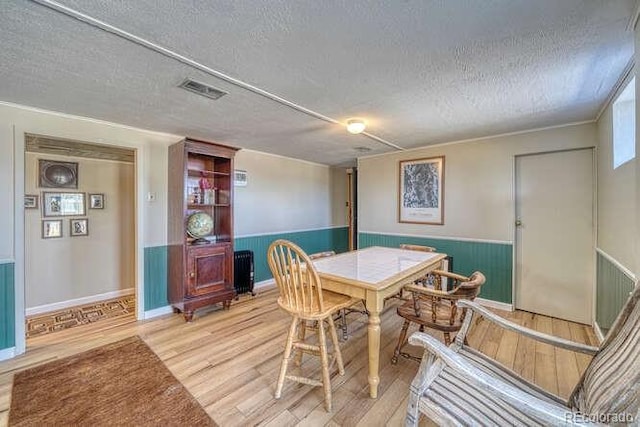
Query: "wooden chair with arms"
391 270 486 364
268 240 359 412
405 283 640 426
399 243 437 252
389 244 438 302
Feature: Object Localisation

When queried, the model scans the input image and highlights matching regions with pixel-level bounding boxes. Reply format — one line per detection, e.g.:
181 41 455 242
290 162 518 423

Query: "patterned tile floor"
26 295 136 339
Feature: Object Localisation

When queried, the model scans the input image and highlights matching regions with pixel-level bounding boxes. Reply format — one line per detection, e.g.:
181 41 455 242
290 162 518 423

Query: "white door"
515 149 594 324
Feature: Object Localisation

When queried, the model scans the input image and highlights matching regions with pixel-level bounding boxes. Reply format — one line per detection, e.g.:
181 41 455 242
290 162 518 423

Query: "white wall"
234 149 338 236
358 123 597 242
25 152 135 308
596 90 637 273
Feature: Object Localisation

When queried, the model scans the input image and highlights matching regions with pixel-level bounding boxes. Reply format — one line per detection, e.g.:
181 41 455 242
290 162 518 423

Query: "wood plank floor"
0 288 598 426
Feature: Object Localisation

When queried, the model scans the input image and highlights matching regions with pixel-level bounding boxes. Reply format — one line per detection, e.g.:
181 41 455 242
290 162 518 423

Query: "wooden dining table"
311 246 447 398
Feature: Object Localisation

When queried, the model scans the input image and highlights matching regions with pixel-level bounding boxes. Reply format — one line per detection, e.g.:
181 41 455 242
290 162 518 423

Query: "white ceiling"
0 0 635 165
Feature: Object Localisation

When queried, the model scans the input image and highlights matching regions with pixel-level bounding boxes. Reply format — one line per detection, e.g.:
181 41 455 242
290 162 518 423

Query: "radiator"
234 250 255 297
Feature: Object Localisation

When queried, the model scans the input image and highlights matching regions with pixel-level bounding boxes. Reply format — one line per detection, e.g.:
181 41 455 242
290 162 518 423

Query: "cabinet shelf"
187 169 230 177
187 203 231 209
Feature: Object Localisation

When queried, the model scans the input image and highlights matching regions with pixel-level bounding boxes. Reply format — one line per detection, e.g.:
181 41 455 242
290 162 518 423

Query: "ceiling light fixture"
346 118 366 134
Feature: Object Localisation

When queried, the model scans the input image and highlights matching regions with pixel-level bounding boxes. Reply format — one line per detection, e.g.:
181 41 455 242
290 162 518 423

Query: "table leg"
367 309 381 398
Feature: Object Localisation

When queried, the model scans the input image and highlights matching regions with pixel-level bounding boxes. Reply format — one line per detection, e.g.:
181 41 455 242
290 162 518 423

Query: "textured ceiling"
0 0 635 165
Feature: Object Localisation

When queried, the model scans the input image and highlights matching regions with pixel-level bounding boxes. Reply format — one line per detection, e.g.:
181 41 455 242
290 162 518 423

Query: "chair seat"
397 298 463 332
278 290 360 320
419 346 565 426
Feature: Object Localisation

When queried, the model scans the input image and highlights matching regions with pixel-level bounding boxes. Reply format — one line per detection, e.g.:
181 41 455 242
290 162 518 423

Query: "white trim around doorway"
13 129 146 357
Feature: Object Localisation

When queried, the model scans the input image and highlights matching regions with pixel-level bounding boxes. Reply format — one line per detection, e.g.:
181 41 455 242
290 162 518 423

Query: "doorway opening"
347 167 358 251
23 134 137 340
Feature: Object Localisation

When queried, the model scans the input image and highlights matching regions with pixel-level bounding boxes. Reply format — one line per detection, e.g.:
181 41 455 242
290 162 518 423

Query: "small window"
613 77 635 169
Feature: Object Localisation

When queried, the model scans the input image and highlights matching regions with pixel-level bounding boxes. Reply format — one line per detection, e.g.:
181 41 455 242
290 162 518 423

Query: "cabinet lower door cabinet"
170 243 235 322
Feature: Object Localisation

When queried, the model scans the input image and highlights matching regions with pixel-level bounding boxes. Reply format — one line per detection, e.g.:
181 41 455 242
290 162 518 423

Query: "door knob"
189 272 195 278
515 219 523 227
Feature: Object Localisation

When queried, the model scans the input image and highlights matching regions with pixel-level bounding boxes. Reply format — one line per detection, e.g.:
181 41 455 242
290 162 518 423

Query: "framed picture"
398 156 445 225
42 219 63 239
43 192 85 217
70 218 89 237
234 169 248 187
24 194 38 209
89 193 104 209
38 159 78 189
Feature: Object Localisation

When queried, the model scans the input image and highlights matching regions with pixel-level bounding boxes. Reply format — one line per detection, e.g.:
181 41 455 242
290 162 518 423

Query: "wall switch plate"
147 192 156 202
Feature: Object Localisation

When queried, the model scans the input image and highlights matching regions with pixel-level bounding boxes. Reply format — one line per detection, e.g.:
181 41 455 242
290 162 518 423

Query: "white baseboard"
144 305 174 320
254 279 276 290
0 346 16 361
593 321 605 344
26 288 135 316
476 297 513 312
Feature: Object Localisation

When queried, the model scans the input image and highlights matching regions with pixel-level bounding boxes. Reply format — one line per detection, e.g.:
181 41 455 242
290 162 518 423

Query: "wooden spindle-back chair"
268 240 358 412
392 270 486 364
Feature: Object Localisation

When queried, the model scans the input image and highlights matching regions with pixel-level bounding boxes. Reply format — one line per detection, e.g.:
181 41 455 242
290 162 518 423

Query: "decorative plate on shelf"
186 211 214 239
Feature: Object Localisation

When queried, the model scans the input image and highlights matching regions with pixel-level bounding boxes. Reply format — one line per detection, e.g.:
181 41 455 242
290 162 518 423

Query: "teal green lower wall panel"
359 233 513 304
144 246 168 311
0 262 15 350
235 227 350 283
596 252 635 333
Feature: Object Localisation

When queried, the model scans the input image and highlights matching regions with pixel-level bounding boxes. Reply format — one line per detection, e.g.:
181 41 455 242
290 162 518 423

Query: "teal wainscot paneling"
235 226 349 283
0 262 15 350
144 246 168 311
596 251 636 333
359 233 512 304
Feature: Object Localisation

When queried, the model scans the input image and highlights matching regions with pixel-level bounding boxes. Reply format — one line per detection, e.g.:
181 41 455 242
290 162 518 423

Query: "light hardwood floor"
0 287 598 426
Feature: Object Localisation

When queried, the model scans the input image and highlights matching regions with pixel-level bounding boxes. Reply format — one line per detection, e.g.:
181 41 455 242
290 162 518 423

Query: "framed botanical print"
43 192 86 217
398 156 445 225
70 218 89 237
42 219 63 239
24 194 38 209
89 193 104 209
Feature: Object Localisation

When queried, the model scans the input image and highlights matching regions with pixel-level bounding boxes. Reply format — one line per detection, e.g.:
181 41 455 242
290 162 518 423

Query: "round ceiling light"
346 118 366 134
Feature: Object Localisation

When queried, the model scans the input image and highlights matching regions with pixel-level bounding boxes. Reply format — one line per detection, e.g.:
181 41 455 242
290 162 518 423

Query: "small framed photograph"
89 193 104 209
42 219 63 239
39 159 78 189
43 192 85 217
24 194 38 209
70 218 89 237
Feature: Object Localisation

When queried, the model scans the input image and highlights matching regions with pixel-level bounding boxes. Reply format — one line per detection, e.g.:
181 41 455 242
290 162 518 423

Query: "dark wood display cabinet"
167 138 238 321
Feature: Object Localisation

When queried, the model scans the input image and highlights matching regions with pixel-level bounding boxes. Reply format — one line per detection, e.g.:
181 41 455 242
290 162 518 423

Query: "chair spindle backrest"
267 239 325 315
571 284 640 418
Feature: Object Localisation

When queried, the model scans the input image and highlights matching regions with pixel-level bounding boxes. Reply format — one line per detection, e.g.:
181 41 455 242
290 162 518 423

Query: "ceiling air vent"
354 146 372 153
179 78 227 100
